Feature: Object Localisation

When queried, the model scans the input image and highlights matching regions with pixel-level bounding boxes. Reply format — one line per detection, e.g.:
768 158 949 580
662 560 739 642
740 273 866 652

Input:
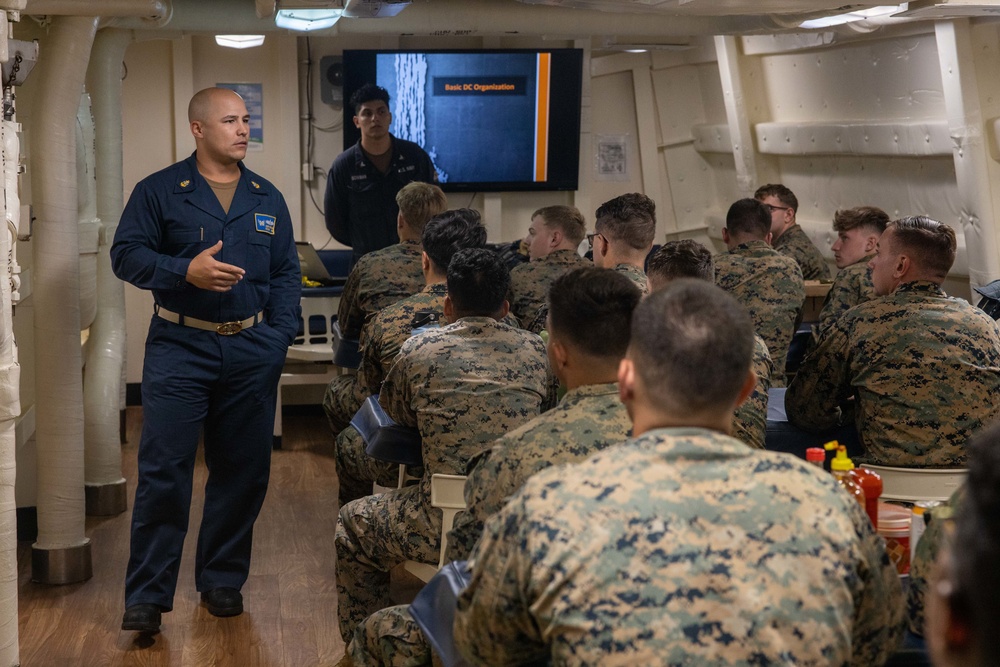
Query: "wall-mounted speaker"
320 55 343 106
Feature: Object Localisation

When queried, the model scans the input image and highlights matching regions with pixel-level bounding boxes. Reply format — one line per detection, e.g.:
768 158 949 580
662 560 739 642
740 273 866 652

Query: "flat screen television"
342 48 583 193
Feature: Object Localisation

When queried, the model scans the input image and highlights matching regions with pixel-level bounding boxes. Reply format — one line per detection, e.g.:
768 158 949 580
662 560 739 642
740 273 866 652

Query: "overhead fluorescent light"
275 8 342 31
215 35 266 49
799 4 907 29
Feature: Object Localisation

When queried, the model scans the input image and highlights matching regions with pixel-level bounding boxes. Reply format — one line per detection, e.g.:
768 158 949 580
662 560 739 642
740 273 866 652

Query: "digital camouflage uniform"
612 262 648 294
345 382 631 667
454 427 905 666
907 490 960 636
335 317 550 642
331 285 528 506
336 240 425 340
324 282 447 442
814 255 877 340
773 223 831 281
786 281 1000 467
509 249 590 332
732 334 772 450
714 240 805 384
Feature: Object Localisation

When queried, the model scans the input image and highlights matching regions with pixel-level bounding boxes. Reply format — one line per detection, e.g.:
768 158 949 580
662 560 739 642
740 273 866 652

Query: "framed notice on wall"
217 82 264 151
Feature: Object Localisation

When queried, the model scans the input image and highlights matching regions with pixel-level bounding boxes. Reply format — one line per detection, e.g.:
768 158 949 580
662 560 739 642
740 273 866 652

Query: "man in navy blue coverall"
111 87 301 634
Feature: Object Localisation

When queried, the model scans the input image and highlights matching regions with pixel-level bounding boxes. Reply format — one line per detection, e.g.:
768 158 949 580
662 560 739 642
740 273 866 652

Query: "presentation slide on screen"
376 52 551 184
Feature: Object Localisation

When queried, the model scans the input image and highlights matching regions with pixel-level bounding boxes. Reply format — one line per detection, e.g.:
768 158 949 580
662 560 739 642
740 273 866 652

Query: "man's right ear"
722 228 731 245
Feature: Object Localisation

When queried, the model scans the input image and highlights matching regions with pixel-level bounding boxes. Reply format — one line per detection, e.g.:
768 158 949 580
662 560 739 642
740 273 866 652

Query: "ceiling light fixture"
799 3 907 29
215 35 266 49
275 8 343 31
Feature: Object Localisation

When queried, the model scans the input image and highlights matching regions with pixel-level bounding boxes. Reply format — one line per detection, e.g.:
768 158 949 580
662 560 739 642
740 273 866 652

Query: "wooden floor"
15 405 419 667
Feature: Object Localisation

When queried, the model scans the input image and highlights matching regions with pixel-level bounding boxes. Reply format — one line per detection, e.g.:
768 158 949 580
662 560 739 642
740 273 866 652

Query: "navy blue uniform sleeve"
111 180 193 290
324 156 352 247
267 191 303 346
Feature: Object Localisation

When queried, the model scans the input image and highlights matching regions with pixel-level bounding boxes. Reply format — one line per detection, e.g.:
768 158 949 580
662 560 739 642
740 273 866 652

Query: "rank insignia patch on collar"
179 180 190 187
251 180 261 189
254 213 276 235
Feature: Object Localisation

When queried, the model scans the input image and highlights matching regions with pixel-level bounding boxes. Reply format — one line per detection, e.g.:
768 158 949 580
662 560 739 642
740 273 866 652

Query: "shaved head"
188 87 243 123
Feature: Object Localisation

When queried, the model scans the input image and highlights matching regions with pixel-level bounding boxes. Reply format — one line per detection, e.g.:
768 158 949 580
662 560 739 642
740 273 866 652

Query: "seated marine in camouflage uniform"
756 182 831 281
508 205 590 332
335 181 447 341
454 280 904 666
335 249 552 644
714 198 805 384
591 192 654 294
330 209 489 507
813 205 889 340
787 216 1000 467
648 239 773 449
923 421 1000 667
340 267 641 667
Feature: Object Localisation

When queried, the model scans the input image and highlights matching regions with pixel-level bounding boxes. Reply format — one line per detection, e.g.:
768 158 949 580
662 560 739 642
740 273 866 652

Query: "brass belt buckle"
216 321 242 335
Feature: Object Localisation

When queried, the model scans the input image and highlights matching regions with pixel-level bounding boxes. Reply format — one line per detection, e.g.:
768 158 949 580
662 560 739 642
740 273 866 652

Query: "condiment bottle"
830 445 866 511
850 466 883 528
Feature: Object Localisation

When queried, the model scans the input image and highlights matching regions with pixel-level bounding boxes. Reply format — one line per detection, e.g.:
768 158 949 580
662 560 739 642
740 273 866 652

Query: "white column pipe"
30 14 97 553
83 28 128 494
25 0 166 18
76 96 98 330
0 119 21 667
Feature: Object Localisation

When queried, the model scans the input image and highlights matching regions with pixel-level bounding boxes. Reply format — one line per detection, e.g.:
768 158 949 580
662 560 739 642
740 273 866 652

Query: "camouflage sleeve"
846 496 905 666
815 271 858 338
907 495 958 635
445 447 497 562
454 495 549 666
379 347 418 429
355 318 384 396
785 319 852 431
337 267 365 340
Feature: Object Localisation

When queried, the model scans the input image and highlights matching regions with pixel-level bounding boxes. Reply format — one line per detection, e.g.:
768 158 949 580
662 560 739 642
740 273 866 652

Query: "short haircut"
447 248 510 316
188 87 241 123
594 193 656 251
646 240 714 285
951 419 1000 661
630 279 753 413
421 209 487 272
547 268 641 359
350 83 390 114
887 215 957 277
534 205 586 246
754 183 798 212
725 198 771 239
396 182 448 235
833 206 890 235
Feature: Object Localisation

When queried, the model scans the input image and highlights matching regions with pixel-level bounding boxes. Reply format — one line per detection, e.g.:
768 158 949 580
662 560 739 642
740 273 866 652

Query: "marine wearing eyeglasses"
755 183 832 281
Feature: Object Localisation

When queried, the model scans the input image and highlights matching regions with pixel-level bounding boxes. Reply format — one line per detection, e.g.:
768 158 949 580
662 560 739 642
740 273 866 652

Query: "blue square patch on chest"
254 213 276 235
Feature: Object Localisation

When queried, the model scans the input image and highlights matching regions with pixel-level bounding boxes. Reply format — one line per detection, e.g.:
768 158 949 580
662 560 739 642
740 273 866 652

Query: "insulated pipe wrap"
30 14 98 550
84 27 129 488
0 118 21 666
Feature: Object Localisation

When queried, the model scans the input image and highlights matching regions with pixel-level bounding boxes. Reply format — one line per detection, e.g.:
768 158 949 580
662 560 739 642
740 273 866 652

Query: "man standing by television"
325 84 438 267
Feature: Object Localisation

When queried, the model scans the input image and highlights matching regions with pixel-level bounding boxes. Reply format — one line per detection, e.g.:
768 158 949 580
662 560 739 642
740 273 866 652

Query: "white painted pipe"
25 0 166 18
83 28 129 491
30 14 98 553
113 0 787 36
0 119 22 667
76 95 98 330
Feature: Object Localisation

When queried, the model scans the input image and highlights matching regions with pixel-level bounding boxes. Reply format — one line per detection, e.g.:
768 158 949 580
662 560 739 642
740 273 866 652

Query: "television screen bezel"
342 48 583 193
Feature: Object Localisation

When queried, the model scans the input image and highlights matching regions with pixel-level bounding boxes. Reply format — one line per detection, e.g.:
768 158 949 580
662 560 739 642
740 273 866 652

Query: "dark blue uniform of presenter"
112 88 301 634
324 83 437 265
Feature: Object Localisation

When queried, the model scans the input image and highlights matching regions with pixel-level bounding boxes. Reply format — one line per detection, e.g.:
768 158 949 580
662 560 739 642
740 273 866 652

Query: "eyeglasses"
763 204 792 213
586 232 606 249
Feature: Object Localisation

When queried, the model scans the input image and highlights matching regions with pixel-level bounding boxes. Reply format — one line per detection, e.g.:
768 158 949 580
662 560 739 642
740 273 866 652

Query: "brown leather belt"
155 306 263 335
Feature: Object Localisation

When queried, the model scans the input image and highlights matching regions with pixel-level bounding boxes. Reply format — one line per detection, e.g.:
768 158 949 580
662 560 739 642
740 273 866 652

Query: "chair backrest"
287 294 341 363
431 474 469 569
861 464 967 503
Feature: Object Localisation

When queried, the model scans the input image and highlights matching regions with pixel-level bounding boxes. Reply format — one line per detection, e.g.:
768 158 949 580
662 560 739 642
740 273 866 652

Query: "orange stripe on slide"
535 53 551 182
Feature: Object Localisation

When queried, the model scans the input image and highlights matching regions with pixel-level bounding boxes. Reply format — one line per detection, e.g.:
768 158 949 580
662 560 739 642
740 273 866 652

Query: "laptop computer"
296 241 347 287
